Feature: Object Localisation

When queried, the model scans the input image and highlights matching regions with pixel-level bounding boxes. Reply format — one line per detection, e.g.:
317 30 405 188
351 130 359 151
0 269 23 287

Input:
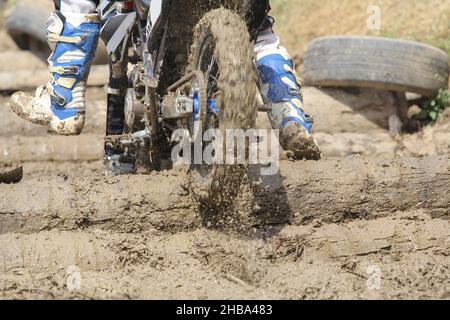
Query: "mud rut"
0 34 449 300
1 87 449 300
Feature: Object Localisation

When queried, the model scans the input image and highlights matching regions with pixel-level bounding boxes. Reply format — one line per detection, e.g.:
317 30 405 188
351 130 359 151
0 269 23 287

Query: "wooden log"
0 65 108 91
0 156 448 234
0 135 104 162
302 87 398 133
0 96 107 137
314 132 399 157
0 50 46 72
0 131 397 162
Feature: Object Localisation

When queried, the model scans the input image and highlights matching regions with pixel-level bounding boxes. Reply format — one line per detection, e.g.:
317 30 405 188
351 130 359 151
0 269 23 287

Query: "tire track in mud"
0 135 104 162
0 214 448 299
1 53 449 300
0 125 449 299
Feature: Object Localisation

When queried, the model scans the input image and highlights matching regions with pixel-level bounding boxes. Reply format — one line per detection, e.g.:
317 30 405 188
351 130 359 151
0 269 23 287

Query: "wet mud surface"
0 14 448 299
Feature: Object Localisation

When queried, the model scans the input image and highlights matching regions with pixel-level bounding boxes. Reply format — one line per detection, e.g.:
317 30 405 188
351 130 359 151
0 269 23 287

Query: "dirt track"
1 84 449 299
0 12 449 300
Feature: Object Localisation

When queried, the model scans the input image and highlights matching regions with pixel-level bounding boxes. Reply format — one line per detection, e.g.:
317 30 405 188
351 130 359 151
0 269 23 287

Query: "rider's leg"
9 0 100 135
255 17 321 160
55 0 98 13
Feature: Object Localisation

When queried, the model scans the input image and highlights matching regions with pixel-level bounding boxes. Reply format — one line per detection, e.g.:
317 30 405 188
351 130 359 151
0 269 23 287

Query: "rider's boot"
8 11 100 135
255 21 321 160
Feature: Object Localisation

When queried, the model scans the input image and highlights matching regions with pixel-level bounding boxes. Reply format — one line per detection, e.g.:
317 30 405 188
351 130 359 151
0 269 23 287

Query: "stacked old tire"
303 36 450 97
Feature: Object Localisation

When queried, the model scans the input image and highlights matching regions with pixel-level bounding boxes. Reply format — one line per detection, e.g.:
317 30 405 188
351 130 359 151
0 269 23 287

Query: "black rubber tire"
5 2 50 59
5 0 108 64
0 167 23 184
303 36 450 97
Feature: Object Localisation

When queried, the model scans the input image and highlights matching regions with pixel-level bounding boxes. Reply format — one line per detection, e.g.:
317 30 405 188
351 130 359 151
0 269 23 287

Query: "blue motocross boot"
9 11 100 135
256 29 321 160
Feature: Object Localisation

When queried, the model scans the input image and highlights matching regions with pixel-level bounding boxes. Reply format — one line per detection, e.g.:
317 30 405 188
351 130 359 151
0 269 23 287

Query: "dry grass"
271 0 450 56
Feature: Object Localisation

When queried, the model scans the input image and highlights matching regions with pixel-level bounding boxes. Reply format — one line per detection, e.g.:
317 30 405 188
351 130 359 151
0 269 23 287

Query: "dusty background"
271 0 450 59
0 0 449 300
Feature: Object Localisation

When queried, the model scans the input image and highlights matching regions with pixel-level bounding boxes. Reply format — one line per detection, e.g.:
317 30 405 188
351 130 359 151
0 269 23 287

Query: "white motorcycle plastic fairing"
104 12 137 55
98 1 138 59
149 0 162 27
98 0 116 18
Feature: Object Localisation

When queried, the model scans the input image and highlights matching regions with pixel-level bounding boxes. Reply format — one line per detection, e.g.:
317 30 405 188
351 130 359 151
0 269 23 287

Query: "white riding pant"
56 0 286 58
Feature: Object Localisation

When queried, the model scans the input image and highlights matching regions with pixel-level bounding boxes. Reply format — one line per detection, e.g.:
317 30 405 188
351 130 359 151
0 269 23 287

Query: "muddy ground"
0 15 449 300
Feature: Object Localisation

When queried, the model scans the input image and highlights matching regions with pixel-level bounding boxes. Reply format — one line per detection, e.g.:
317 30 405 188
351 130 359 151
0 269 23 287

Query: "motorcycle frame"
100 0 175 163
99 0 267 167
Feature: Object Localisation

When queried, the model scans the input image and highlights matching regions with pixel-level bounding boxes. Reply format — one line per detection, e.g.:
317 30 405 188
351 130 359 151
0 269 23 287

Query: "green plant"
416 88 450 122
